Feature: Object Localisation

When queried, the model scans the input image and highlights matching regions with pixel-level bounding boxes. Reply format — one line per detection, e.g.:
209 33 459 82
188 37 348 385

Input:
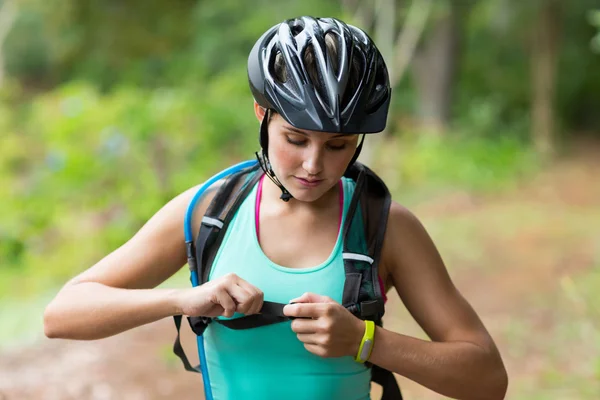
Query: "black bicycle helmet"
248 16 391 201
248 16 391 134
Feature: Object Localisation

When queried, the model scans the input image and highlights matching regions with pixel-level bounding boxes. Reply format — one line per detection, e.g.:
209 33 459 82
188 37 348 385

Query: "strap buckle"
359 299 384 319
187 316 211 336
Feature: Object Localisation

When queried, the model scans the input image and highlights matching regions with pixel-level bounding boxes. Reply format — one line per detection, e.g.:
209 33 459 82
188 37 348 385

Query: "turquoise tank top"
203 177 371 400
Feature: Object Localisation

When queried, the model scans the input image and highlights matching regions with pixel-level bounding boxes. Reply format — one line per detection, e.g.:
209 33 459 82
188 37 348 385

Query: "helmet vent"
273 51 288 83
290 22 304 37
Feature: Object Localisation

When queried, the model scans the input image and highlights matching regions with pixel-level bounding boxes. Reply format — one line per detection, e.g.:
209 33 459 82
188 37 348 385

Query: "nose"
302 144 324 176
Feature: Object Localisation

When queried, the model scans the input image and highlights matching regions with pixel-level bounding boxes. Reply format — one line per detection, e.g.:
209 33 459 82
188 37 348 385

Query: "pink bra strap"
337 179 343 232
255 175 265 242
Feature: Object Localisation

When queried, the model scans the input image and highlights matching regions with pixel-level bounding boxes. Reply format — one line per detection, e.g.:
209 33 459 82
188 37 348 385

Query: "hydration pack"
173 160 402 400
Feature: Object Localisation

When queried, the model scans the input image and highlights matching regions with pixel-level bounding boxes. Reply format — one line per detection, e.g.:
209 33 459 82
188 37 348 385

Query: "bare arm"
371 202 508 400
43 183 264 340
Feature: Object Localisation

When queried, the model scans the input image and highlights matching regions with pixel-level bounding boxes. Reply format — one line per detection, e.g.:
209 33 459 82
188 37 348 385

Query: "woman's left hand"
283 292 364 358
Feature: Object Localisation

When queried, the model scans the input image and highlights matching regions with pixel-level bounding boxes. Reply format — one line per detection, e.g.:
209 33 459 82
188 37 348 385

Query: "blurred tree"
0 0 17 88
341 0 433 164
530 0 562 156
589 9 600 52
411 0 472 135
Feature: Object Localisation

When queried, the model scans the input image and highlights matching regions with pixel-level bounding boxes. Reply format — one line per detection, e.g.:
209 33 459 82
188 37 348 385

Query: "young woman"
44 17 508 400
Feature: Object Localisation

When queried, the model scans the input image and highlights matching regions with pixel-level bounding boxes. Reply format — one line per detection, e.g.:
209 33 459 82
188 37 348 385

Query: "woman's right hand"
175 273 264 318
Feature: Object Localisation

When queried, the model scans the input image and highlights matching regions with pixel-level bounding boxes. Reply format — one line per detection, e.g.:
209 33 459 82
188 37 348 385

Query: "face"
261 110 359 203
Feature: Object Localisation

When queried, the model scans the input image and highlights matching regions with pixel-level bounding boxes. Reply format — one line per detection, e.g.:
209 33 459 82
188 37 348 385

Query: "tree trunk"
357 0 395 167
390 0 433 87
342 0 433 166
0 0 17 88
374 0 396 68
531 0 562 156
412 2 463 135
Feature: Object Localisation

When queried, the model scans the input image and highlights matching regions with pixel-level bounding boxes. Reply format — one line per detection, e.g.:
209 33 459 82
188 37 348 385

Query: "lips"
294 177 323 187
298 177 322 183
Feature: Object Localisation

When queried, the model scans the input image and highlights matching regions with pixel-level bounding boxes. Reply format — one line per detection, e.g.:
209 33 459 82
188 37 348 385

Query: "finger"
289 292 335 304
236 281 264 315
215 290 237 318
249 288 264 315
235 278 261 293
284 302 327 319
296 333 320 345
289 292 311 304
290 318 320 334
303 343 327 358
226 284 254 315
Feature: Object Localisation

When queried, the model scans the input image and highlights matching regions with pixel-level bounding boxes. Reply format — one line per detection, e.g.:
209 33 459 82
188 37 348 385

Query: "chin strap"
255 150 292 202
345 134 365 174
257 109 293 202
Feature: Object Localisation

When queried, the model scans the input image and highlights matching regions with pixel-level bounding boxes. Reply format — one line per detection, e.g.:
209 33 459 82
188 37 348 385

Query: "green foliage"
385 96 536 200
21 0 198 88
455 0 600 134
382 128 538 203
589 10 600 52
7 0 342 88
555 5 600 132
0 79 260 298
4 4 50 82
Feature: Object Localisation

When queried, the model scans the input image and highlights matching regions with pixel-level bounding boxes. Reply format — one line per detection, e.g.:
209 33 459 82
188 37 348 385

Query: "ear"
254 101 266 122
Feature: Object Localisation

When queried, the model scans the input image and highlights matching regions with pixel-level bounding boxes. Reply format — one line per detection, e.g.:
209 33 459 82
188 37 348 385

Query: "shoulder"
384 200 426 245
188 179 226 241
379 201 440 287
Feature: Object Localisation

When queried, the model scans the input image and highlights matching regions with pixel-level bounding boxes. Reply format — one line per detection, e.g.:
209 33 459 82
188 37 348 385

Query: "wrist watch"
355 320 375 363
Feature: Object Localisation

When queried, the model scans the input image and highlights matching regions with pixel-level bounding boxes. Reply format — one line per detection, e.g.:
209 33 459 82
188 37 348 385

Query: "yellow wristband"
354 320 375 363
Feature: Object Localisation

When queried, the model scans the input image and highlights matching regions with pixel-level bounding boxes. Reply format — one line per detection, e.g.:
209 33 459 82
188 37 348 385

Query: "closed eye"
286 137 347 151
286 138 307 146
327 143 347 151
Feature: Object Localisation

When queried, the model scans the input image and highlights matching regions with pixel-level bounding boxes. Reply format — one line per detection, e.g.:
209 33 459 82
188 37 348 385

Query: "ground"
1 144 598 400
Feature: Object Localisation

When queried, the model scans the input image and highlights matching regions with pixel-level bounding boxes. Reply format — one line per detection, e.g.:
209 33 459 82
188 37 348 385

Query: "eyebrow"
284 126 352 138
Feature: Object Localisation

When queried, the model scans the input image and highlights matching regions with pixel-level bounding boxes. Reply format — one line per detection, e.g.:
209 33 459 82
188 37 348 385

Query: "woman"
44 16 508 400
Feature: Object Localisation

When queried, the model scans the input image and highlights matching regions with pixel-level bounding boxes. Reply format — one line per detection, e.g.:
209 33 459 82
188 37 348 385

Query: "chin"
289 191 323 203
284 179 335 203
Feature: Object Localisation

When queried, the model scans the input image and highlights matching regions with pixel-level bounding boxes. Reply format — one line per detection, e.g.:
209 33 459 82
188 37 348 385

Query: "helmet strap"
259 108 270 150
256 109 293 202
345 134 365 173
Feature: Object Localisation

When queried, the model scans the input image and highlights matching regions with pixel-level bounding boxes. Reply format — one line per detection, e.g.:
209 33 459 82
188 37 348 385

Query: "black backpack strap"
171 300 290 374
172 164 262 373
213 300 293 329
372 365 404 400
342 163 403 400
198 165 263 284
172 315 202 373
185 166 263 330
341 162 390 321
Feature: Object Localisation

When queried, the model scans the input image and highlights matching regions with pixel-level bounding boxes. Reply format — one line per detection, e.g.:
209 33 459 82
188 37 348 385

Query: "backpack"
173 160 403 400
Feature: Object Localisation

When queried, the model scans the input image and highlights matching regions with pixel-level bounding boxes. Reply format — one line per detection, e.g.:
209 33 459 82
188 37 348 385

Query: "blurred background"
0 0 599 399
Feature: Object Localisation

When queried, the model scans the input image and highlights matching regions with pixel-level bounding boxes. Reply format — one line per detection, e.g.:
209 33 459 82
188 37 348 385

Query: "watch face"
359 339 373 361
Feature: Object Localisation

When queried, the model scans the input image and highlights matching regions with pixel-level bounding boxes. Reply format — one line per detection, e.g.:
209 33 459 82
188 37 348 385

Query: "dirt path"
1 147 598 400
0 320 202 400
